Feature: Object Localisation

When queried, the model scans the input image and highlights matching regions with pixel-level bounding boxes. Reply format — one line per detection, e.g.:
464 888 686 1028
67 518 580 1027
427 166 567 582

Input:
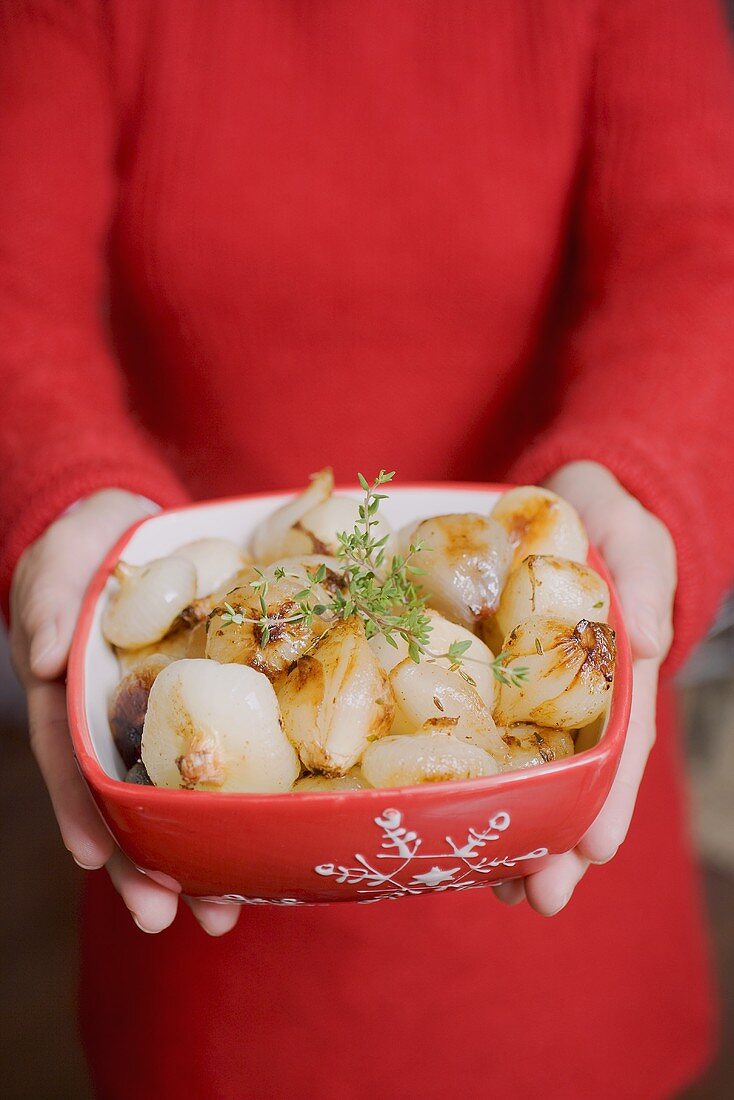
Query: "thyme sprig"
490 651 531 689
218 470 529 686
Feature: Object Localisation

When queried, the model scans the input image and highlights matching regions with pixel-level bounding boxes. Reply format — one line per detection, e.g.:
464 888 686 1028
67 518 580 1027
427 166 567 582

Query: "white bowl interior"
82 487 609 778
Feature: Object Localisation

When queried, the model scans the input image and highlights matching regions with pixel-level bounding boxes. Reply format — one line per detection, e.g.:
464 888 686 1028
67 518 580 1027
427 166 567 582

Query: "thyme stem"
218 471 530 686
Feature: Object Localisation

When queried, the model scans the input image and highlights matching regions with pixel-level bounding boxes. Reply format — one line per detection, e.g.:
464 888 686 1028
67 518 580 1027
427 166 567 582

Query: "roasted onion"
293 769 371 792
406 513 513 627
493 616 616 729
205 559 341 678
496 555 609 637
173 538 250 599
295 495 392 561
276 618 394 775
125 760 153 785
249 468 334 564
115 624 193 673
491 486 588 568
389 658 507 761
141 659 300 792
109 654 171 769
102 557 197 650
362 728 499 788
500 724 574 772
368 609 496 704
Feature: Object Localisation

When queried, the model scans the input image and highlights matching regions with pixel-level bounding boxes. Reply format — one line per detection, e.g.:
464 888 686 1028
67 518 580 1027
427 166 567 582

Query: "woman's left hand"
493 460 677 916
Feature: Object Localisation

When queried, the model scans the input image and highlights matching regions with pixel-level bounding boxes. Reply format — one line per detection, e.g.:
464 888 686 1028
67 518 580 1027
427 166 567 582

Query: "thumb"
12 490 156 682
597 501 676 663
11 543 83 682
23 578 81 680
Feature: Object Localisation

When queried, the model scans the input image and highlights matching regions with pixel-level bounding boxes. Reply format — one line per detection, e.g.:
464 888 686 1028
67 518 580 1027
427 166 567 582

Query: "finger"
15 557 81 680
27 680 115 869
523 850 590 917
598 502 676 661
492 879 526 907
106 851 179 934
577 658 658 864
185 897 242 937
30 600 81 680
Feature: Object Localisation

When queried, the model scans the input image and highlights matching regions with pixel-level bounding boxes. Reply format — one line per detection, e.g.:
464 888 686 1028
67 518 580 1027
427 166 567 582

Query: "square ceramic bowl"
67 484 632 906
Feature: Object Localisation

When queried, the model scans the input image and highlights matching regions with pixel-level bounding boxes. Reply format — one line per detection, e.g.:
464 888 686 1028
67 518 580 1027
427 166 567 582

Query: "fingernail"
201 924 226 937
547 889 572 917
589 846 618 866
132 914 158 934
30 621 58 672
72 855 102 871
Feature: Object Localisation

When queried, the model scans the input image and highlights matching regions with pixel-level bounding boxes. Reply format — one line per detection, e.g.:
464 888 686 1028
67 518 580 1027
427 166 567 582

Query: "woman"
3 2 734 1096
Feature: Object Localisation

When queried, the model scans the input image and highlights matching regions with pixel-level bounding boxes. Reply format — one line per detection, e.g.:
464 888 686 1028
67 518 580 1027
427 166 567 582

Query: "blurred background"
2 608 734 1097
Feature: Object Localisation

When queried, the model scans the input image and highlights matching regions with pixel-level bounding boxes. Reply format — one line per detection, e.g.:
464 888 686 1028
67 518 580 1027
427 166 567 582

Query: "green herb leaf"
447 639 472 661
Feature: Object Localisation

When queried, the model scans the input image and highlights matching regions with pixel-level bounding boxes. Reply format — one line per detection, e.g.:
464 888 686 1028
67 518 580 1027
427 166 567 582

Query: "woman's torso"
108 0 591 494
82 6 714 1097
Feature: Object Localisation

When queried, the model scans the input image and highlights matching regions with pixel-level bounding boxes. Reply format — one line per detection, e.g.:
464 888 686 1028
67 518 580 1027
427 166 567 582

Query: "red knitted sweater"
2 3 734 1098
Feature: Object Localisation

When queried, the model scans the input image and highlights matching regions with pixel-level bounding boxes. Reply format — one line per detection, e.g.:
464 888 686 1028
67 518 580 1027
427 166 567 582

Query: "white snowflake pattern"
314 807 549 903
196 807 548 906
409 866 461 888
198 894 312 907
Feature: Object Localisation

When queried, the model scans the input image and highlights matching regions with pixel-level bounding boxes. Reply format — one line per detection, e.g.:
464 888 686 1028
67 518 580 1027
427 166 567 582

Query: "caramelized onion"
493 616 616 729
491 486 588 568
407 513 512 627
276 618 394 775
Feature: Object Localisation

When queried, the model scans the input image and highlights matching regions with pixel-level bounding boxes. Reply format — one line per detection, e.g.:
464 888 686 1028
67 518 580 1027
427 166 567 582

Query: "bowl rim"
67 481 633 809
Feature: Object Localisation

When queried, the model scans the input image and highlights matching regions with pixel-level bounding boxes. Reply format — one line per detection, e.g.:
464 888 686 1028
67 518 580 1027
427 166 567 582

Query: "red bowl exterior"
67 483 632 906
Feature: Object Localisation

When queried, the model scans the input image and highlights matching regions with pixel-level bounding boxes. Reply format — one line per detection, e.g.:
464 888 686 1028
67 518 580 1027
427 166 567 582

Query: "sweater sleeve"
509 0 734 670
0 1 189 616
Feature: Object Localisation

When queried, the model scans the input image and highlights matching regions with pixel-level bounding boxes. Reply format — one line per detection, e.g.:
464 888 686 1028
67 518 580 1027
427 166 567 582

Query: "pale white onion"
408 514 513 627
367 631 410 676
276 618 394 775
209 564 261 604
298 496 393 560
493 616 616 729
293 769 370 792
393 520 421 561
362 729 499 789
496 555 609 637
173 538 250 599
141 659 299 792
250 468 334 564
500 724 575 772
102 557 197 650
491 486 588 568
369 609 496 705
389 657 507 761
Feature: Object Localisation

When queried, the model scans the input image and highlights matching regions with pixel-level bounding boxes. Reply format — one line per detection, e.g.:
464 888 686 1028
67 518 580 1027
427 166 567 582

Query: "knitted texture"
1 2 733 1096
1 0 733 652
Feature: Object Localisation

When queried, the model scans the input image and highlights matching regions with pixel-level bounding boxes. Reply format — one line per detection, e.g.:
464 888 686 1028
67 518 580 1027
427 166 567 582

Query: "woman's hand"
493 461 677 916
9 490 241 937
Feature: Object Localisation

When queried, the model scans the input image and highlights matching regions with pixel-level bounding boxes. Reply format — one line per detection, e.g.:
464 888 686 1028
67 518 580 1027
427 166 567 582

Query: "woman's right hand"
9 489 241 936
